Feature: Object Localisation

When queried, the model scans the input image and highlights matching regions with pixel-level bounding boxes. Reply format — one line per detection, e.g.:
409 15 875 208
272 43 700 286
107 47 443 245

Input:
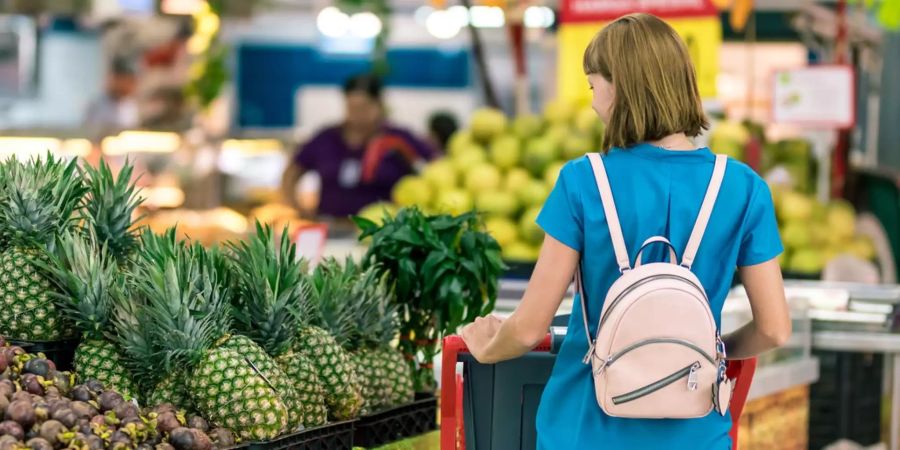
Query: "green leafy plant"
354 207 505 391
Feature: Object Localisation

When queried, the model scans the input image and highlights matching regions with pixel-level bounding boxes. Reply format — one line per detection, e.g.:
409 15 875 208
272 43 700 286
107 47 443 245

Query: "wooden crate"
738 386 810 450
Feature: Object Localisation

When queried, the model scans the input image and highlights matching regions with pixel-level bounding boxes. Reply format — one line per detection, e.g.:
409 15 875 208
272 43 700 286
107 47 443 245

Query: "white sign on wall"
772 65 855 129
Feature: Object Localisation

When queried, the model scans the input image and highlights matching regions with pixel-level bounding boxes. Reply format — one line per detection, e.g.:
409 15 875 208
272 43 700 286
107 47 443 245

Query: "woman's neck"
649 133 697 151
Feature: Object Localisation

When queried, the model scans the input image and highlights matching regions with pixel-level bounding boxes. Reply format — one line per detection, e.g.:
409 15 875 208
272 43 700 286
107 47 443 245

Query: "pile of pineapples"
0 154 415 445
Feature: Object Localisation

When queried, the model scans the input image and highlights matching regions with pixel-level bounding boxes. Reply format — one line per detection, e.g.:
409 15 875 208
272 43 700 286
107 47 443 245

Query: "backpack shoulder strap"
586 153 631 273
681 154 728 269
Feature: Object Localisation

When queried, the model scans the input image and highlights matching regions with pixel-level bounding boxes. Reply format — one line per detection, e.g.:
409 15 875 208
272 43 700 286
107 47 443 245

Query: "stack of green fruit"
381 100 605 262
773 188 876 274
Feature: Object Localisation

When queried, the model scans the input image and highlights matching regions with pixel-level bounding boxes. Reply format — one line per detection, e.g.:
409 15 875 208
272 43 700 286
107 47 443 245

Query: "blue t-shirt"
535 144 783 450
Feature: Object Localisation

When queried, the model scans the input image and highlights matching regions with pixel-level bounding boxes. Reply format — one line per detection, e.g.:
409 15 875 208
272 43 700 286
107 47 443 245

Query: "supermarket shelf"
748 357 820 401
814 330 900 353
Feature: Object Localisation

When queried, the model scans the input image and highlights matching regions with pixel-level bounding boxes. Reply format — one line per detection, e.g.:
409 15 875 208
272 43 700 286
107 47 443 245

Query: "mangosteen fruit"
50 408 77 429
0 420 25 441
137 445 154 450
0 435 18 450
70 386 92 403
10 391 30 403
76 421 91 435
188 429 212 450
19 375 43 396
156 412 180 434
42 387 60 399
98 391 123 412
5 400 36 429
153 404 177 415
32 403 48 422
84 381 104 395
21 360 51 379
109 430 132 447
70 402 97 420
0 354 8 374
0 396 8 415
38 420 65 447
89 415 105 427
85 434 104 450
121 417 144 431
156 443 176 450
25 437 53 450
168 428 194 450
50 375 70 396
113 401 139 420
0 380 14 399
185 416 208 433
208 428 235 447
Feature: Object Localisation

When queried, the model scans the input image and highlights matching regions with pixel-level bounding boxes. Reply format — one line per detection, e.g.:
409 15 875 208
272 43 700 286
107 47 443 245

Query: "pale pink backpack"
577 153 732 419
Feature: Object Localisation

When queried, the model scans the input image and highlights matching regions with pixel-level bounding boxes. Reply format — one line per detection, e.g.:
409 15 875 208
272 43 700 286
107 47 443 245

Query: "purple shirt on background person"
293 124 436 217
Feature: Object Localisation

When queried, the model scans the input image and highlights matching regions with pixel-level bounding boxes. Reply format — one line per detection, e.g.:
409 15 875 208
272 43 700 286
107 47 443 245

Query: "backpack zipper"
599 338 715 372
611 361 701 405
597 274 709 332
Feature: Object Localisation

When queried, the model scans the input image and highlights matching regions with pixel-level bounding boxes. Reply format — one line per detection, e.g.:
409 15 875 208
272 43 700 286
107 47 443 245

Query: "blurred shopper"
282 74 436 217
460 13 790 450
427 111 459 154
83 57 140 139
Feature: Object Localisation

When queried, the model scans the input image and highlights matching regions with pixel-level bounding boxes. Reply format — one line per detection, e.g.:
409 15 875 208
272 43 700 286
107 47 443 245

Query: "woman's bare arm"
461 235 578 363
723 259 791 359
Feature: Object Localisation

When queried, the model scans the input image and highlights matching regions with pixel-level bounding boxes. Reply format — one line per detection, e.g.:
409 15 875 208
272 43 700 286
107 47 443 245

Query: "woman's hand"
459 234 578 365
460 315 504 363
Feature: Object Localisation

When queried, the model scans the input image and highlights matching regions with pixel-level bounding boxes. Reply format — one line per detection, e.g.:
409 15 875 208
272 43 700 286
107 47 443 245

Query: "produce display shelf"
353 393 438 448
233 420 356 450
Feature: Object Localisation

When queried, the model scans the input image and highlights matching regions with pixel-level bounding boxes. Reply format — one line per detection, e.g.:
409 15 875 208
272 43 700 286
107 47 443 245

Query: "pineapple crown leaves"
34 230 121 340
110 289 163 389
138 227 183 266
0 153 88 249
309 257 397 351
228 222 312 357
129 235 233 372
80 159 145 265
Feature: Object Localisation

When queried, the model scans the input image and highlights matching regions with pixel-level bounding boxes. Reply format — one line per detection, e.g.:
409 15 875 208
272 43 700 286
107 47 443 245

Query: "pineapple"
229 223 328 429
112 229 194 410
295 259 363 420
311 258 413 414
0 154 87 341
131 234 289 441
38 231 137 399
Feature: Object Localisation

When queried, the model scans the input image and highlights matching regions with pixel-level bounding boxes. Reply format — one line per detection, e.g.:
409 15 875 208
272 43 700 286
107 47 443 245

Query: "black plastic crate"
8 338 79 371
353 392 438 448
236 421 355 450
809 350 883 450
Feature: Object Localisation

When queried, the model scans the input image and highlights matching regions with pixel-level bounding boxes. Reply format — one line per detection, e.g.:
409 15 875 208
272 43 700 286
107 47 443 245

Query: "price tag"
772 65 855 129
292 223 329 266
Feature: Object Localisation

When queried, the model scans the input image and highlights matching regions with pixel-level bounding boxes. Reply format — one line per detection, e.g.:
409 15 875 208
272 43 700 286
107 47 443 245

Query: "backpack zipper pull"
687 362 701 391
582 342 596 364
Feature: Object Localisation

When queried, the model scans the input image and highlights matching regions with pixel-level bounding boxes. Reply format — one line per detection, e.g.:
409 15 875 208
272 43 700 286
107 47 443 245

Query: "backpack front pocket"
612 361 700 405
596 339 717 418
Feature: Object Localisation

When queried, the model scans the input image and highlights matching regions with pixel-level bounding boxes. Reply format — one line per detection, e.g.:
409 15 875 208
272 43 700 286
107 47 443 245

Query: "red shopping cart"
440 334 757 450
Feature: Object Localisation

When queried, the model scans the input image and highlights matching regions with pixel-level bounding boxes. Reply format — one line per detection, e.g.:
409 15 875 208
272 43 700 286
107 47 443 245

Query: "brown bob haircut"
583 13 709 152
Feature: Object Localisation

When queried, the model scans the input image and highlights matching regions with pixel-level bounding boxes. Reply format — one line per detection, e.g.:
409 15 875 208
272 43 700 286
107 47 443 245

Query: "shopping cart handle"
440 334 552 450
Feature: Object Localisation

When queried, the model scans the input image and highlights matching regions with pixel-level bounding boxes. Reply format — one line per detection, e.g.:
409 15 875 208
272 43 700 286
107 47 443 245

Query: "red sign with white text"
560 0 718 23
